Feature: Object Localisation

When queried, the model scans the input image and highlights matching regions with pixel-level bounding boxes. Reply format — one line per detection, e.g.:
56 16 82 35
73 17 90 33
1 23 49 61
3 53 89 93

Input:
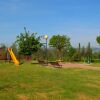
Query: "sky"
0 0 100 47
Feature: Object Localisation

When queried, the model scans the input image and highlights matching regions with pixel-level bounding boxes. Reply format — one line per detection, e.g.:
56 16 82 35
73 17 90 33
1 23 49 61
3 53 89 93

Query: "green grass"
91 63 100 67
0 61 100 100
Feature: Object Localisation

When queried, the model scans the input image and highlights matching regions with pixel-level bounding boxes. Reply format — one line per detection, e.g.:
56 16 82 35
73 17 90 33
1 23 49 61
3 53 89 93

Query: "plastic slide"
8 48 19 65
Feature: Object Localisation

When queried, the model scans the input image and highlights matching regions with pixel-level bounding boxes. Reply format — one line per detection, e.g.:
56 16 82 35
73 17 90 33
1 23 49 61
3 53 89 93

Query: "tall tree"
78 43 81 60
75 43 81 61
16 28 41 56
81 46 85 57
49 35 71 60
85 42 92 63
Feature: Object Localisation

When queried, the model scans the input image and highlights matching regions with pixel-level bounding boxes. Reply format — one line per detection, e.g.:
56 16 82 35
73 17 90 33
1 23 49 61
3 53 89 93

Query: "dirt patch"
34 91 63 100
77 93 93 100
17 94 29 100
95 95 100 100
34 92 47 100
60 62 100 71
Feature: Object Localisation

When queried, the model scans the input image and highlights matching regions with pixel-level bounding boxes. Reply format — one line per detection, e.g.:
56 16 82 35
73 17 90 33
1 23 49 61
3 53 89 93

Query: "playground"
0 61 100 100
0 46 100 100
0 33 100 100
1 46 100 71
1 0 100 99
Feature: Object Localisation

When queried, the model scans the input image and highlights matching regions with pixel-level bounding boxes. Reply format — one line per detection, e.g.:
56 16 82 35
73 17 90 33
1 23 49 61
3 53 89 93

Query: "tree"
0 44 7 54
78 43 81 60
81 46 85 61
49 35 71 60
0 44 7 60
74 43 81 61
16 28 41 56
85 42 92 63
81 46 85 57
96 36 100 45
11 43 18 55
63 46 76 61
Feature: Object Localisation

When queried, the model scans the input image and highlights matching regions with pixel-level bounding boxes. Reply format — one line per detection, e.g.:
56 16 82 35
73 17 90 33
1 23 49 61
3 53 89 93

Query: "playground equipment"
7 48 19 65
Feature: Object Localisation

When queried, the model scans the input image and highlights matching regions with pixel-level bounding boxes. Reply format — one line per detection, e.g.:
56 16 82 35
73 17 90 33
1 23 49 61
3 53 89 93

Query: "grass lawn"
0 61 100 100
91 63 100 67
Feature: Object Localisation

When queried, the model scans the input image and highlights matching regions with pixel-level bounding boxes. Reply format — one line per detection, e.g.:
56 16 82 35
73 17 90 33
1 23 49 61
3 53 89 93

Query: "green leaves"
16 28 41 56
49 35 71 60
49 35 70 50
96 36 100 45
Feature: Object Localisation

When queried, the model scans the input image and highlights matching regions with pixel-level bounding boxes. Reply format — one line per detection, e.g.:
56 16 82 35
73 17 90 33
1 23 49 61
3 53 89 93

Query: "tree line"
0 28 100 63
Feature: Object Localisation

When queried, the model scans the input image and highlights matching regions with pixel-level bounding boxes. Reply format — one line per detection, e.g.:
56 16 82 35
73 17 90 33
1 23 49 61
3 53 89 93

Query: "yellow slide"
8 48 19 65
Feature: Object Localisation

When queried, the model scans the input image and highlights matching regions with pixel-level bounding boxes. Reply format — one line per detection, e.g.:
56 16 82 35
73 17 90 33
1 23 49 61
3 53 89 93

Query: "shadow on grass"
0 84 14 92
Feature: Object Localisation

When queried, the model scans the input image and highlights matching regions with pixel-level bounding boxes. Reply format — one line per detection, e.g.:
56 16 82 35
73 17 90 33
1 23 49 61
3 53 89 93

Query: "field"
0 61 100 100
91 63 100 67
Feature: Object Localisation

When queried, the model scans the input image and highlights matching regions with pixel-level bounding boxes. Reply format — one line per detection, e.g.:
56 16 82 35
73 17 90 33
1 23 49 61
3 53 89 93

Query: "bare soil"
60 62 100 71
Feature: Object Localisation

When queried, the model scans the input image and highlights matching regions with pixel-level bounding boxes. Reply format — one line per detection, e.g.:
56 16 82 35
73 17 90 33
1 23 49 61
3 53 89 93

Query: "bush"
92 59 100 63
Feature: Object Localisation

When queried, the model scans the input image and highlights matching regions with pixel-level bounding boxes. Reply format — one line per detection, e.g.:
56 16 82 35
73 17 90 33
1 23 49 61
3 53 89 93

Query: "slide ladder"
8 48 19 65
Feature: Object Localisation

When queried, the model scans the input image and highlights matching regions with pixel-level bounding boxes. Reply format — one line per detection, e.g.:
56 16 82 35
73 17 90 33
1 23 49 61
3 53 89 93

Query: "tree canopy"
49 35 71 60
96 36 100 45
49 35 70 49
16 28 41 56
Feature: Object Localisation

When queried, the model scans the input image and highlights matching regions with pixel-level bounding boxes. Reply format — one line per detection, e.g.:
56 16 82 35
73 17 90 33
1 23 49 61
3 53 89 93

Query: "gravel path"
61 62 100 71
